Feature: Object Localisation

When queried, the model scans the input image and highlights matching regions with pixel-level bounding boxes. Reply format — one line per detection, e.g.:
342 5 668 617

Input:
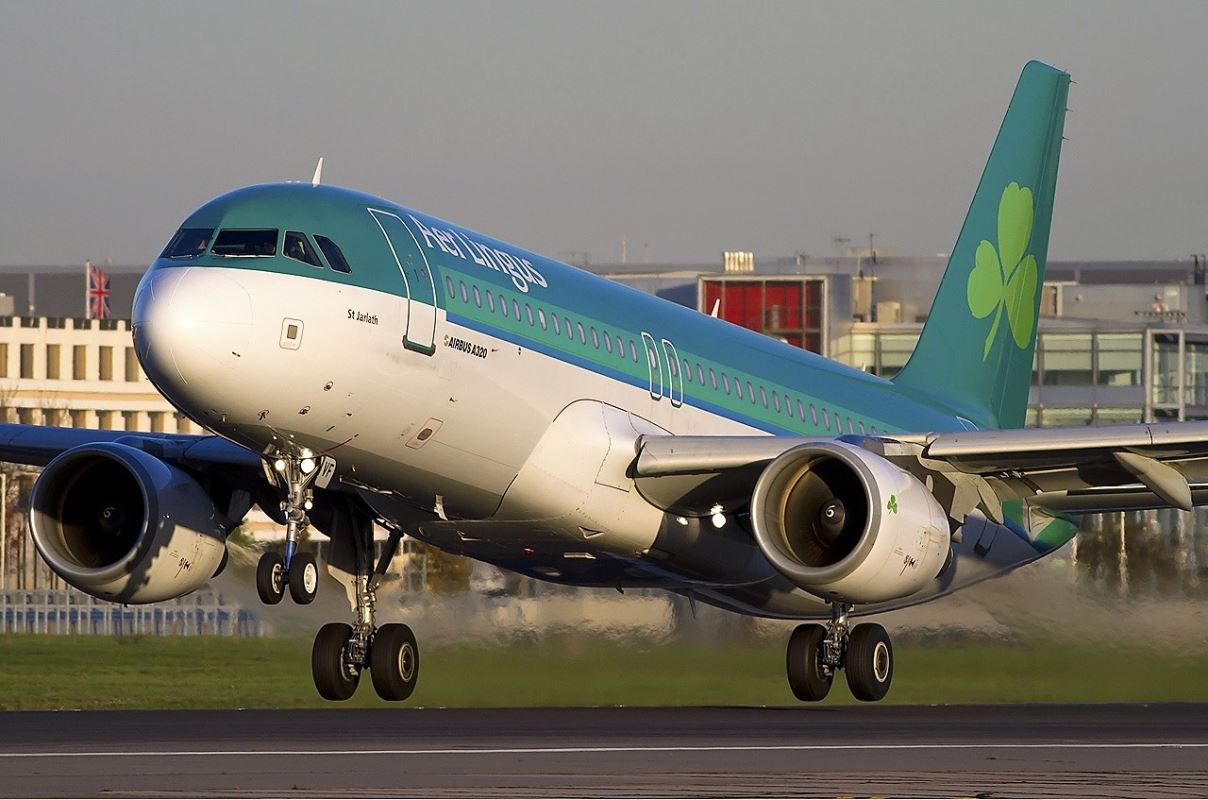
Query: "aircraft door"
369 209 438 355
661 338 683 408
641 331 665 401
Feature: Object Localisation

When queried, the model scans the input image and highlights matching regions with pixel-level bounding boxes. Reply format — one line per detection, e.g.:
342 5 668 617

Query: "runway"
1 705 1206 797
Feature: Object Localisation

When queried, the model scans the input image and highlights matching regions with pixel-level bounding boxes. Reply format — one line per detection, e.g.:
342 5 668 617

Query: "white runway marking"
1 742 1206 758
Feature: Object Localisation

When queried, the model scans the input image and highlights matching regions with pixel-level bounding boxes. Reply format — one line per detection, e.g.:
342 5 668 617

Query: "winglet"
311 157 324 187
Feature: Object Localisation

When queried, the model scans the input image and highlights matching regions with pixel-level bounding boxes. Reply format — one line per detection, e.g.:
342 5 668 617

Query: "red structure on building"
699 276 828 354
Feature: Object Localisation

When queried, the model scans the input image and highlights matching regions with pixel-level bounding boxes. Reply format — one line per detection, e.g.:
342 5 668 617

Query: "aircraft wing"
632 421 1208 516
0 423 264 471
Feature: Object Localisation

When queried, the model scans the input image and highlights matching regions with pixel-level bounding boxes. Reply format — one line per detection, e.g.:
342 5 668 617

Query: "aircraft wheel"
370 623 420 701
312 622 361 701
288 552 319 605
786 623 832 701
845 623 893 702
256 551 286 605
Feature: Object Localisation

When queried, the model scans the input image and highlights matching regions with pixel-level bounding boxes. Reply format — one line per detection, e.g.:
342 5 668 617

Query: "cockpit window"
314 235 352 273
160 228 214 259
211 229 278 257
284 231 322 267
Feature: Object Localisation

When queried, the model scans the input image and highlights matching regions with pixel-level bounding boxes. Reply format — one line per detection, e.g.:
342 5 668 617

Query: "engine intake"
31 442 229 604
750 441 950 603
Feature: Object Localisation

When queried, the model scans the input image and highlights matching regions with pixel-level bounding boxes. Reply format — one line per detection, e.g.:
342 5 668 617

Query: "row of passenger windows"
446 276 882 436
160 228 353 274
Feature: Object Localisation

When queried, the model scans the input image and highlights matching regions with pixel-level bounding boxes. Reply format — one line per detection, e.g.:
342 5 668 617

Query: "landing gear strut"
257 455 320 605
310 501 416 702
786 602 893 702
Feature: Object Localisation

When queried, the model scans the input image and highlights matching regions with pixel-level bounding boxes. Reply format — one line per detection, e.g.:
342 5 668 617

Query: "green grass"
1 633 1206 710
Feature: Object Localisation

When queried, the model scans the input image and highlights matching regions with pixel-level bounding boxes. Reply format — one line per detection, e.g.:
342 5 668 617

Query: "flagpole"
84 261 90 319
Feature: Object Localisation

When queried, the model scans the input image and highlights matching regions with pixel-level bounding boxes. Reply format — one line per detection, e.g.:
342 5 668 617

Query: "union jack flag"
86 261 111 319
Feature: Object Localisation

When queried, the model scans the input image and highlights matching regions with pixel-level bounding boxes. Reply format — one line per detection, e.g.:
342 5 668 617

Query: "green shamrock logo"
966 182 1039 359
887 495 898 514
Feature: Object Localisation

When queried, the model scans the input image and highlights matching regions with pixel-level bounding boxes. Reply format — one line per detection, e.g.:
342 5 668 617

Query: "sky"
0 1 1205 267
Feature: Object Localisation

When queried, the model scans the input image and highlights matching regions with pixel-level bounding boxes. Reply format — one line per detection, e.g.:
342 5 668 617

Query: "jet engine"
749 441 950 603
30 442 230 603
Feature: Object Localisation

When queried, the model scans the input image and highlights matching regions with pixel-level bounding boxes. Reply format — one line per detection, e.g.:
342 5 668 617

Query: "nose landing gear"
257 454 321 605
786 602 894 702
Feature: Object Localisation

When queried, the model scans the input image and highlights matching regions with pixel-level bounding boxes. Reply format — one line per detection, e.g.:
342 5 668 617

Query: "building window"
19 344 34 379
72 345 86 380
125 348 139 381
45 344 60 380
0 343 8 378
69 409 86 428
98 346 113 380
96 410 113 429
122 410 138 431
149 412 165 433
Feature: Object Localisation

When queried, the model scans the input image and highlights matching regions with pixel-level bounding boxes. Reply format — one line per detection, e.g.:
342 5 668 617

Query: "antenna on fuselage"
311 157 324 187
709 299 720 318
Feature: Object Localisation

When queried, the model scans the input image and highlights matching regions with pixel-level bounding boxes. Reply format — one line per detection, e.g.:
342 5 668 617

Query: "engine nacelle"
30 442 229 604
750 441 950 604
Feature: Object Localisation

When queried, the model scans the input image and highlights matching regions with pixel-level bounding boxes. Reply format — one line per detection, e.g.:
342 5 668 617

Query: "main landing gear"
310 500 417 702
257 455 320 606
786 602 893 702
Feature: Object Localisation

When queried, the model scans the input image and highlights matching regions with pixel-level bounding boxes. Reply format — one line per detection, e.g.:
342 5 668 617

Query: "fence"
0 589 261 637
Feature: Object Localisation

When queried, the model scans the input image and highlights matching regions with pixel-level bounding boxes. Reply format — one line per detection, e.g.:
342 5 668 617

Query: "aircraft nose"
133 267 253 404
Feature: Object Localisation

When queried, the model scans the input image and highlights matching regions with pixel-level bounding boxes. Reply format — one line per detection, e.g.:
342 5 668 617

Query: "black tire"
370 623 420 701
212 547 229 579
256 551 286 605
288 552 319 605
312 622 361 701
845 623 893 702
786 623 832 701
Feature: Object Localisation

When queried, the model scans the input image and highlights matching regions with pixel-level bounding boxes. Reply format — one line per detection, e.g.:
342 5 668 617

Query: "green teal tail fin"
892 61 1070 430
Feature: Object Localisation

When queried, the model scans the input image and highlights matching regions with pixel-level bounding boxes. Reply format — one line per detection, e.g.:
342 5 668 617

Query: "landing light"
300 457 316 474
273 459 286 472
709 504 726 529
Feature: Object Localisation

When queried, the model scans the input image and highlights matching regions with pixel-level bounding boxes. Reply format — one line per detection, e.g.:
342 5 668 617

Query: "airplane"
7 60 1204 703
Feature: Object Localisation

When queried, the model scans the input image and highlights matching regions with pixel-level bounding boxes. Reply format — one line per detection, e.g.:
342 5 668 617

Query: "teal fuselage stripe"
444 308 804 435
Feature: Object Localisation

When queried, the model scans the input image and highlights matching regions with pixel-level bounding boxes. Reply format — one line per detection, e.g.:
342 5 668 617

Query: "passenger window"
721 373 730 394
604 332 613 354
552 314 560 335
161 228 214 258
501 298 510 318
847 417 855 433
446 277 456 299
284 231 322 267
822 409 830 429
773 391 781 412
734 381 743 401
859 421 866 435
629 340 638 362
473 285 482 308
696 363 705 385
615 335 624 356
590 328 599 349
810 404 818 425
512 299 522 320
565 318 574 340
525 304 534 326
747 382 756 404
538 308 548 330
576 322 586 344
460 281 469 304
486 290 496 312
682 358 691 382
314 235 352 273
212 228 278 256
709 369 717 390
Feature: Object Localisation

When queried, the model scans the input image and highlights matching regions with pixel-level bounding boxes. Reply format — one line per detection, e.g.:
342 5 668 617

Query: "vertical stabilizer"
892 61 1069 429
